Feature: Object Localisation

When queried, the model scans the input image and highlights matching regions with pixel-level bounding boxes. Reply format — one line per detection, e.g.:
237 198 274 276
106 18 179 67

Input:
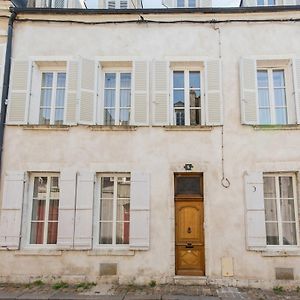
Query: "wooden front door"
175 173 205 276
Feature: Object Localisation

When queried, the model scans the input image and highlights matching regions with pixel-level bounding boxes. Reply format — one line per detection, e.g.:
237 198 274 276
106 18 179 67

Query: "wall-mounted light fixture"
184 163 194 171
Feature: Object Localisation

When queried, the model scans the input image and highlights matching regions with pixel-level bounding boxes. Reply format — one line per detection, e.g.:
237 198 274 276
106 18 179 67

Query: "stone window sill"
22 125 70 131
253 124 300 131
164 125 213 131
87 249 135 256
89 125 137 131
261 250 300 257
14 250 62 256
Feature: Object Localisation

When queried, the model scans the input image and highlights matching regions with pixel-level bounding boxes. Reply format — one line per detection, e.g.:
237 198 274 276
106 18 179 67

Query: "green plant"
75 282 96 290
273 286 284 294
296 286 300 293
52 281 69 290
149 280 156 288
33 280 44 287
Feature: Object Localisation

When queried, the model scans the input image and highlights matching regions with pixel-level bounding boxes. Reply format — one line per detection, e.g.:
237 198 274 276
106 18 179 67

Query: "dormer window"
177 0 196 7
107 0 128 9
257 0 276 5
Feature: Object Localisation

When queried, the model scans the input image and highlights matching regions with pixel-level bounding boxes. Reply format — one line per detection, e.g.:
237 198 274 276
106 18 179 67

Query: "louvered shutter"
133 61 149 125
129 172 150 250
0 172 25 250
152 61 170 126
240 58 258 125
244 172 267 249
57 170 76 249
205 59 223 126
162 0 173 7
79 58 96 125
64 60 79 125
0 44 6 114
120 0 128 8
7 60 31 124
292 58 300 124
201 0 212 7
107 0 116 8
74 171 94 249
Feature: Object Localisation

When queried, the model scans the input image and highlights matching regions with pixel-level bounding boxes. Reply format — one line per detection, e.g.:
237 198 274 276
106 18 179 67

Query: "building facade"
0 0 300 288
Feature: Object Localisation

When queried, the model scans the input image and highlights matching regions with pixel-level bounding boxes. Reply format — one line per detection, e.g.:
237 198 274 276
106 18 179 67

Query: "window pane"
47 222 58 244
116 222 130 244
104 109 115 125
105 73 116 88
101 177 114 198
173 71 184 88
279 176 294 198
259 108 271 124
266 223 279 245
175 176 202 196
273 70 285 88
264 199 277 221
39 108 51 125
258 89 269 107
281 199 295 222
268 0 275 4
257 0 264 5
40 89 52 106
274 88 286 107
30 222 44 244
57 73 66 88
55 89 65 107
120 73 131 88
48 200 59 221
54 109 64 125
188 0 196 7
119 109 130 125
177 0 184 7
190 90 201 108
275 108 287 125
42 73 53 87
33 177 48 199
104 90 115 107
100 199 113 221
263 177 276 198
117 199 130 221
175 109 185 126
282 223 297 245
31 200 45 221
120 90 131 107
174 90 185 107
117 177 130 198
99 222 113 244
190 109 201 126
189 71 200 89
257 70 268 87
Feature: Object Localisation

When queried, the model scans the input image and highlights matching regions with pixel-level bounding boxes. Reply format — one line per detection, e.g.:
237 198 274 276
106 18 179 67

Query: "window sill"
253 124 300 131
261 250 300 257
89 125 137 131
22 125 71 131
164 125 213 131
87 249 135 256
14 250 63 256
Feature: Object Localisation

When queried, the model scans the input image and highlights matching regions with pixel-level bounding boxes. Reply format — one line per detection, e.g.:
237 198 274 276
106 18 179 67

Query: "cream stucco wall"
1 9 300 288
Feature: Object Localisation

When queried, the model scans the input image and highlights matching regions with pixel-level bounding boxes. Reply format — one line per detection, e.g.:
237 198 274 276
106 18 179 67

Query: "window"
28 174 60 245
106 0 128 9
103 72 132 125
263 174 299 246
172 70 203 125
257 0 276 5
257 69 287 125
177 0 196 7
39 72 66 125
97 174 130 246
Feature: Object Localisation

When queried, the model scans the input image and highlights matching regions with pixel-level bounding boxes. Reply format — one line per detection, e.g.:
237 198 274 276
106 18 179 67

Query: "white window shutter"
74 171 95 249
7 60 31 125
242 0 257 6
292 58 300 124
162 0 173 7
244 172 266 250
205 59 223 126
0 44 6 114
133 61 149 126
283 0 296 5
120 0 128 8
152 61 170 126
129 172 150 250
0 172 25 250
79 58 96 125
240 58 258 125
107 0 116 8
57 170 77 249
64 60 79 125
200 0 212 7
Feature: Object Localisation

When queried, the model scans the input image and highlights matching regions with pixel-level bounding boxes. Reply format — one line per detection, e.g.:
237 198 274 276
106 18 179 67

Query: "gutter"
0 11 17 174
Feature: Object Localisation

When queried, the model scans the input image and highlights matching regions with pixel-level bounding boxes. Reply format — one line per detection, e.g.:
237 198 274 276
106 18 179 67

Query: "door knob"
186 242 194 249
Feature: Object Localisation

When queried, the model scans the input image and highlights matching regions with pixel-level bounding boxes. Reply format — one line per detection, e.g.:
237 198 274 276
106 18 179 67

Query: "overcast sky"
87 0 240 9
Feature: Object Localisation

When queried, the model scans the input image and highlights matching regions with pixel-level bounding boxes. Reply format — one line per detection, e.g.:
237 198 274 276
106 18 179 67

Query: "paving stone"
0 291 25 300
162 296 219 300
124 295 161 300
49 294 123 300
17 291 58 300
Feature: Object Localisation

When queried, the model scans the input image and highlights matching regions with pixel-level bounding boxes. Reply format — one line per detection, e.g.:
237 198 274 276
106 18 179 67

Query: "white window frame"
170 67 205 126
257 67 288 125
94 173 131 249
263 173 300 249
106 0 128 9
101 68 132 126
25 173 60 249
38 68 67 125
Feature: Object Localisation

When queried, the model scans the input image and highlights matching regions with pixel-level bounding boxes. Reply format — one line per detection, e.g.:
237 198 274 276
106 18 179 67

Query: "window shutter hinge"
4 99 8 105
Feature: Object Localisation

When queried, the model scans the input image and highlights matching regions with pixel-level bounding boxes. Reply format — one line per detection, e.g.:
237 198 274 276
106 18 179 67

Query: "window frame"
106 0 128 9
101 67 133 126
170 66 205 126
25 172 60 249
176 0 197 8
263 173 300 249
94 173 131 249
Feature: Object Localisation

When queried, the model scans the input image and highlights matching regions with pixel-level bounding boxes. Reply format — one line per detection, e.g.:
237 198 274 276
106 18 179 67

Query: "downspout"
0 9 17 174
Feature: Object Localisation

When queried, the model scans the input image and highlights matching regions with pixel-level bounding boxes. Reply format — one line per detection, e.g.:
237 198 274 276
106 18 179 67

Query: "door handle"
186 243 194 249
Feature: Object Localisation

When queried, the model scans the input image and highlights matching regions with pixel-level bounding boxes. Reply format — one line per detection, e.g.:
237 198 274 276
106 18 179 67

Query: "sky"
87 0 240 9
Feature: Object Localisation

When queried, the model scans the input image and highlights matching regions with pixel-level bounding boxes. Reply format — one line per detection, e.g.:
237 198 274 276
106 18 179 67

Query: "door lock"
187 227 192 234
186 242 194 249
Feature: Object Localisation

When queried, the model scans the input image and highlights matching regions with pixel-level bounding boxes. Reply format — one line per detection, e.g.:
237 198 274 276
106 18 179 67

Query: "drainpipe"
0 9 17 174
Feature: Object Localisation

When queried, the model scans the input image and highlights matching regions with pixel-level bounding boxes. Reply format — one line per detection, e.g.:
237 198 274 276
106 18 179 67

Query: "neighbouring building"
0 0 300 288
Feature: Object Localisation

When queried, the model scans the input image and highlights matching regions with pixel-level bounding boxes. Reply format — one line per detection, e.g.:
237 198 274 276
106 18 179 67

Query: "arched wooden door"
175 173 205 276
